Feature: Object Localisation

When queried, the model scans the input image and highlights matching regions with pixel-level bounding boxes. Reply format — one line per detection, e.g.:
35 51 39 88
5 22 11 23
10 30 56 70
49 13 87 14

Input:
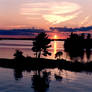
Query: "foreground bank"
0 58 92 72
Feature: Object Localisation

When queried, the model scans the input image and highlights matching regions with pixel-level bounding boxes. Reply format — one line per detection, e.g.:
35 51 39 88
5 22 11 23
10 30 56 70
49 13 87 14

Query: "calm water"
0 40 92 92
0 40 92 62
0 40 66 60
0 68 92 92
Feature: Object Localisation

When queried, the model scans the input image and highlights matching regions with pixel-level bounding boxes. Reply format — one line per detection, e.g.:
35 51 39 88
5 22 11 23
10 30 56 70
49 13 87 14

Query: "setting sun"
54 35 58 39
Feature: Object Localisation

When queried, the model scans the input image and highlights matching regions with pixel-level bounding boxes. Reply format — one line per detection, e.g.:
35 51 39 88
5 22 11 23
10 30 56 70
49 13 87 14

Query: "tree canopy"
32 32 51 58
55 51 63 59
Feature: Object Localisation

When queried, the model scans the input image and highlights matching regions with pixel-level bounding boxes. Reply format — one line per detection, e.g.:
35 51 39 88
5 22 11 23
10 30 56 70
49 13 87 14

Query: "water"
0 68 92 92
0 40 66 60
0 40 92 62
0 40 92 92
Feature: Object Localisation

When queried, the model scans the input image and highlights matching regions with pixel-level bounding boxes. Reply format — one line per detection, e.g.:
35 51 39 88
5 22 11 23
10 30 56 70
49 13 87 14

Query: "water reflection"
13 68 82 83
54 41 57 54
66 49 92 62
54 74 62 81
32 71 51 92
14 69 23 81
13 68 64 92
1 67 92 92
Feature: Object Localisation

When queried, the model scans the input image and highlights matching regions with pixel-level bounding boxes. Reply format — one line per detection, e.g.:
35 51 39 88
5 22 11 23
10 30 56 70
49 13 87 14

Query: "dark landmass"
51 39 65 41
0 28 46 36
0 38 65 41
0 58 92 72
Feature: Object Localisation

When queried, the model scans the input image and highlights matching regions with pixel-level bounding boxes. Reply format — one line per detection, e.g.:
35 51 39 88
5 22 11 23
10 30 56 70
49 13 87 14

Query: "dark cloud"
0 28 46 36
50 26 92 32
0 26 92 38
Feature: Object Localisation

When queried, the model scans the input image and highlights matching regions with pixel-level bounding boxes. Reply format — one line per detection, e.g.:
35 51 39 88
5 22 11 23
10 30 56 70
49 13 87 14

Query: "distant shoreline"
0 38 65 41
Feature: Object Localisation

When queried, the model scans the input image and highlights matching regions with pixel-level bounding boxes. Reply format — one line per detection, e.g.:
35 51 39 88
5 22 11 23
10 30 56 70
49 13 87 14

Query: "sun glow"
54 35 57 39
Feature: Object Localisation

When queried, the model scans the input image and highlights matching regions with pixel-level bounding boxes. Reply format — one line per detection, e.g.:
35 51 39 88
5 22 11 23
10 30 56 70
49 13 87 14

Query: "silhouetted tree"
55 51 63 59
86 34 91 49
64 33 85 61
87 33 91 39
14 50 25 61
86 49 91 61
32 32 51 58
80 33 85 39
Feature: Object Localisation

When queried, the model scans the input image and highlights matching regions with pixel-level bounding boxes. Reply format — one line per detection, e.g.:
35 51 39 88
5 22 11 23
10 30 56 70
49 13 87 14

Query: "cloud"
80 16 90 26
0 29 46 36
20 2 49 16
50 26 92 32
43 12 80 24
20 1 81 24
51 2 81 14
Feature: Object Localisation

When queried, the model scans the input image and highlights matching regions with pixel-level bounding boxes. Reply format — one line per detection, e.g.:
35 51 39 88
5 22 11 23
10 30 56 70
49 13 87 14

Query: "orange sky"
0 0 92 29
0 0 92 39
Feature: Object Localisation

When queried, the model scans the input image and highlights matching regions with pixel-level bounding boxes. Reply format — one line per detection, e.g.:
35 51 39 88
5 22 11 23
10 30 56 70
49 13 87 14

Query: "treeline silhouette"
1 31 92 92
1 32 92 74
64 33 92 61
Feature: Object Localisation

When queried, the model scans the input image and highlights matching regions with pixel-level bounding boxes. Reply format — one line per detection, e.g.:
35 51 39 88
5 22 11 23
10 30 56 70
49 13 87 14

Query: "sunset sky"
0 0 92 39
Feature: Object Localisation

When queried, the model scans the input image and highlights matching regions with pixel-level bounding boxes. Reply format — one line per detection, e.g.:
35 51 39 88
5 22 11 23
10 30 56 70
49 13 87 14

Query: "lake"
0 40 92 92
0 40 92 62
0 68 92 92
0 40 66 59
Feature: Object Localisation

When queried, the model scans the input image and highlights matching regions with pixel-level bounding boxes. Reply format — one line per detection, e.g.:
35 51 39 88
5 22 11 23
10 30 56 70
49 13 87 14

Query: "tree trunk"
38 51 41 58
59 55 60 59
36 52 38 58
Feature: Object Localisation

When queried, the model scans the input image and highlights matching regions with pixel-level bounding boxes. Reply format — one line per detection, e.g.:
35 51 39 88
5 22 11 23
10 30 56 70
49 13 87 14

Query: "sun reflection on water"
54 41 57 55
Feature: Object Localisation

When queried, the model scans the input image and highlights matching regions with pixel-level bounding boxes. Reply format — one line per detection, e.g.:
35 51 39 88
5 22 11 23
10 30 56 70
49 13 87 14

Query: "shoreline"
0 38 65 41
0 58 92 72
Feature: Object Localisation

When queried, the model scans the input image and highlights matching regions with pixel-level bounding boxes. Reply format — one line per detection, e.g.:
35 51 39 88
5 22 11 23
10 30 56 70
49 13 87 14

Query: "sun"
54 35 58 39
